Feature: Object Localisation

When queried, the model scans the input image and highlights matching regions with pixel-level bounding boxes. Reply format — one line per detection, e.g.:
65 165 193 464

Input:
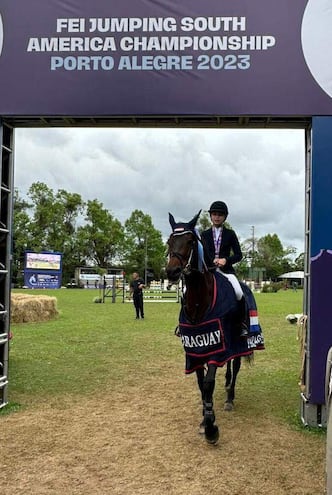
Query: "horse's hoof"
224 401 234 412
205 424 219 445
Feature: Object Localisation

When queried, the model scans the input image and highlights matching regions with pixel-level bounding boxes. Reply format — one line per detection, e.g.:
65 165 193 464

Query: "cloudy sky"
13 127 305 256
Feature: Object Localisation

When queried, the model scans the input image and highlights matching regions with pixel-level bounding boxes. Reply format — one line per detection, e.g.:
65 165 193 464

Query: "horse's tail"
244 352 255 366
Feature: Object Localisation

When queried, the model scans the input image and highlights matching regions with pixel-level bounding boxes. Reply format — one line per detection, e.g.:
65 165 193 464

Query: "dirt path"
0 373 326 495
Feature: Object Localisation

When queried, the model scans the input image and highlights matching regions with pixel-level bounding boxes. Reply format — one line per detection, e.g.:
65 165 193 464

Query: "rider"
201 201 248 337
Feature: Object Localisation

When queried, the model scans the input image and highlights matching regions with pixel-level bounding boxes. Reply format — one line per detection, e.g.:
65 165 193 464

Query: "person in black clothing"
201 201 248 337
130 272 145 319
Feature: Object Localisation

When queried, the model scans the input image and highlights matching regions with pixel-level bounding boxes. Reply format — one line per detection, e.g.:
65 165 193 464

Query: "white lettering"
181 330 222 349
89 17 177 33
118 36 275 52
27 37 116 52
180 16 246 32
56 18 85 33
50 56 115 71
262 36 275 49
118 55 193 70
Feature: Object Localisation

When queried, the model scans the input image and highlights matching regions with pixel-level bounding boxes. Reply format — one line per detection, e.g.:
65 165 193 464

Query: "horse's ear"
169 212 176 230
188 210 202 230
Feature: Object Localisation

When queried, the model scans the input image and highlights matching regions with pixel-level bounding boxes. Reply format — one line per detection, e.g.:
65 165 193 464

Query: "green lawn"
4 288 313 431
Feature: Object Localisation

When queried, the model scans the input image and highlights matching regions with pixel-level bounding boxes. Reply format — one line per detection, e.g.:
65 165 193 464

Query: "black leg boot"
238 297 249 338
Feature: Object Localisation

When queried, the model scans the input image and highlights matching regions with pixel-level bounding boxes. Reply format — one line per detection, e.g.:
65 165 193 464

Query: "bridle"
167 228 214 324
168 229 206 276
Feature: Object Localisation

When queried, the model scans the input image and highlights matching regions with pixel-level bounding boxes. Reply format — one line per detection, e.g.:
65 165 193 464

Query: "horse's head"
166 211 202 283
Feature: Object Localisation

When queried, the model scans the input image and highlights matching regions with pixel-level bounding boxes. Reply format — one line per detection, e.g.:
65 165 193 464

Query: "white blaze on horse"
166 211 264 444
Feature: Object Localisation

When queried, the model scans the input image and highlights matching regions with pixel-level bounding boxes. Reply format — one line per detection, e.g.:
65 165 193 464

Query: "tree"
255 233 295 280
12 189 33 285
13 182 302 287
26 182 85 282
233 245 251 281
77 199 124 267
54 189 86 281
293 252 305 271
197 210 211 234
27 182 57 251
123 210 165 281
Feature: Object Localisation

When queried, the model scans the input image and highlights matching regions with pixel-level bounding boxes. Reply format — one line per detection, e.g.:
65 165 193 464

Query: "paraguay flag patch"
249 309 260 334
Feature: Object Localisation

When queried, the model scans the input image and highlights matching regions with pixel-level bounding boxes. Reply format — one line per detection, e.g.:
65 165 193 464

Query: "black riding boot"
237 297 248 338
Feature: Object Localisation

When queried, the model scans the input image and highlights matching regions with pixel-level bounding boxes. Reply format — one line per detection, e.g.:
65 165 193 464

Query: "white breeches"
217 270 243 301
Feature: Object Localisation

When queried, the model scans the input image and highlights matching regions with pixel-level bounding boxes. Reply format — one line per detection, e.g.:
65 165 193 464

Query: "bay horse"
166 211 264 444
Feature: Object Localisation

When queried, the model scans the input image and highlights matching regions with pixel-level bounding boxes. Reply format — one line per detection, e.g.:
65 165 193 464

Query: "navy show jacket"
201 226 243 274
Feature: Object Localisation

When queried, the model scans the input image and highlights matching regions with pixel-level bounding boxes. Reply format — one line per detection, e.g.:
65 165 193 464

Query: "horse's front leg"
225 360 232 389
224 357 241 411
203 364 219 444
195 367 206 434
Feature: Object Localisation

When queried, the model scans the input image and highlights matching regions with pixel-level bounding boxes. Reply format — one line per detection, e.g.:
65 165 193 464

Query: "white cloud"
14 127 305 255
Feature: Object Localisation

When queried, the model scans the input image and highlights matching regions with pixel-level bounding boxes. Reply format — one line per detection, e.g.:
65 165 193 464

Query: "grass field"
4 287 312 427
1 288 327 495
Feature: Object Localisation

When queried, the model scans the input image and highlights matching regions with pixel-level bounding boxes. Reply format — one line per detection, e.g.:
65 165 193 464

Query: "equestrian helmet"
208 201 229 216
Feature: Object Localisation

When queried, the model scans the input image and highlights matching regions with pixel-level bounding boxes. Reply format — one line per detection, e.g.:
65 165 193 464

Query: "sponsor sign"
24 251 62 289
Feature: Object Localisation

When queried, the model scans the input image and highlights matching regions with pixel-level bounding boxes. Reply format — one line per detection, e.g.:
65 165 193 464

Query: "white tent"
278 271 304 279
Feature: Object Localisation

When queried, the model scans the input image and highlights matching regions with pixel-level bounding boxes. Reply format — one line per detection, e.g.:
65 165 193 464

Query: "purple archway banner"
0 0 331 116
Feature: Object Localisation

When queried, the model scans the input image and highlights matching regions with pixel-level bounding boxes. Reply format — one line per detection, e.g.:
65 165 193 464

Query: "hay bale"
11 293 59 323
